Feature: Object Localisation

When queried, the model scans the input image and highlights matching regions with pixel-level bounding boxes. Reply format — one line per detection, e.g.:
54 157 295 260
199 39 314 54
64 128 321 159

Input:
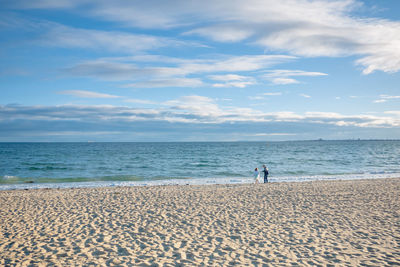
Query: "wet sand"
0 178 399 266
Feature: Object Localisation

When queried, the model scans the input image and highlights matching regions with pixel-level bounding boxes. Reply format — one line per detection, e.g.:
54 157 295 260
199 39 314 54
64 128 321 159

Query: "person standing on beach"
254 168 260 184
262 165 269 183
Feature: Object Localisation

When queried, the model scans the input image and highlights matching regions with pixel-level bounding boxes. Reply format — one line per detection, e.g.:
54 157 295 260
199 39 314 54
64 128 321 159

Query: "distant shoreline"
1 139 400 143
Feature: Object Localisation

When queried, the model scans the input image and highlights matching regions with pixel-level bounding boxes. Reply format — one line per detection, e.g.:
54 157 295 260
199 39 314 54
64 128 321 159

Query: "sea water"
1 141 400 190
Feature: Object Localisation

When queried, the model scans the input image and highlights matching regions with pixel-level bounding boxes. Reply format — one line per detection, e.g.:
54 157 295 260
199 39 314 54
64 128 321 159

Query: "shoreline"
1 177 399 265
2 172 400 191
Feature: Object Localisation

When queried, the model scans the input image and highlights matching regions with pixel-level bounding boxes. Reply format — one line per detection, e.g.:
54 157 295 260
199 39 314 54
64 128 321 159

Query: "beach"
0 178 399 266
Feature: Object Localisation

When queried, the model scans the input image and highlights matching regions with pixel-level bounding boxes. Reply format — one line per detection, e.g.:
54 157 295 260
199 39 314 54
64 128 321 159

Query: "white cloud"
124 78 204 88
301 111 400 128
271 78 299 85
209 74 256 88
263 69 328 85
208 74 249 82
41 25 181 53
267 111 304 121
213 81 255 88
248 92 282 100
58 90 121 98
185 24 254 42
373 94 400 103
263 92 282 96
2 15 188 54
8 0 400 74
123 99 157 105
265 70 328 78
38 131 124 136
305 112 343 119
2 100 400 129
385 111 400 117
64 59 186 81
380 95 400 99
252 133 297 136
164 95 223 118
7 0 83 9
300 94 311 98
248 96 265 100
181 55 295 74
64 54 294 87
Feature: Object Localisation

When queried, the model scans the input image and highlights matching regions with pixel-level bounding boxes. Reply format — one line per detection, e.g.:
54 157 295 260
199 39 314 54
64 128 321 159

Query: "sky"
1 0 400 141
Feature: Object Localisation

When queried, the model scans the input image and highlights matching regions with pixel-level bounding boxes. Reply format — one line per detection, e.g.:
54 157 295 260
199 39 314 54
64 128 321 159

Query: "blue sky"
1 0 400 141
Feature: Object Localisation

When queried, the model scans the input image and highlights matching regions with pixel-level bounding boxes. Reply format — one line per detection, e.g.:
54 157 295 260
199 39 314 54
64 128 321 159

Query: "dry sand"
0 178 399 266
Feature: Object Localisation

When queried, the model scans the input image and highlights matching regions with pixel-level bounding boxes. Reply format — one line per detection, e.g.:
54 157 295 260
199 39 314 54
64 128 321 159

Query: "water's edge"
2 141 400 190
2 172 400 191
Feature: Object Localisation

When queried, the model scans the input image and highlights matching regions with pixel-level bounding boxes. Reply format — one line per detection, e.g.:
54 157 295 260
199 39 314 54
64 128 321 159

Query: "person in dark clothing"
262 165 269 183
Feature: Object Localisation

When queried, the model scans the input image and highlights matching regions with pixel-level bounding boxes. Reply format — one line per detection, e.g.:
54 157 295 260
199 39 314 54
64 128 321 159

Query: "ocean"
1 141 400 190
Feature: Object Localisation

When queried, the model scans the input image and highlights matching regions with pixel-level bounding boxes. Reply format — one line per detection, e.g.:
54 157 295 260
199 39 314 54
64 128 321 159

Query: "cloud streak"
0 14 192 54
125 78 204 88
300 94 311 98
58 90 121 98
1 98 400 141
263 70 328 85
209 74 256 88
2 99 400 128
374 94 400 103
9 0 400 74
63 55 295 87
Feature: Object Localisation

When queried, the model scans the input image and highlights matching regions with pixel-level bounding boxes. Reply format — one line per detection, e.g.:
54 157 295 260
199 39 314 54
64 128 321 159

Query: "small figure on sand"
262 165 269 183
254 168 260 184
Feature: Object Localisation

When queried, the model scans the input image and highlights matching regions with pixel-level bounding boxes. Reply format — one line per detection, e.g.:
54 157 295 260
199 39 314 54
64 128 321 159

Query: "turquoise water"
1 141 400 189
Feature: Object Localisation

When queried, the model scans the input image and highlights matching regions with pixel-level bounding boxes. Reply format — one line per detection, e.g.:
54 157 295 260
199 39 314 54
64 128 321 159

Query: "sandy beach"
0 178 399 266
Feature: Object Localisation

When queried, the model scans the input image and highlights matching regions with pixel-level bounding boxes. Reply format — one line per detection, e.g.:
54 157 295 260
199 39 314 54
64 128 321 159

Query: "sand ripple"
0 178 399 266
